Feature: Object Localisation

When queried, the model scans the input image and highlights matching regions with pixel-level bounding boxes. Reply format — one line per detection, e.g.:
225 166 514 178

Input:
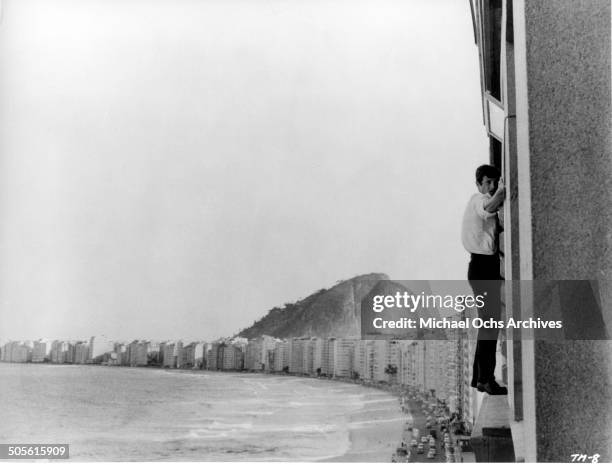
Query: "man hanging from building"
461 164 507 395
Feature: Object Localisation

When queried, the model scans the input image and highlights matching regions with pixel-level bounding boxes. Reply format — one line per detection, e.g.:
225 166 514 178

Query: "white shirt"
461 193 498 255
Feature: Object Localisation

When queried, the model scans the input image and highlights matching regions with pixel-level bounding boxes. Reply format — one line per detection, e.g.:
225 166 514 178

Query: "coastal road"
400 399 446 463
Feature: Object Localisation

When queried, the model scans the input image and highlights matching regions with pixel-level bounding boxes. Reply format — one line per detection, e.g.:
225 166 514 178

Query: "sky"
0 0 489 342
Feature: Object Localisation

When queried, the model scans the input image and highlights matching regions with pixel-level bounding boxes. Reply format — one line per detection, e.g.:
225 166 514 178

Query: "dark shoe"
476 380 507 395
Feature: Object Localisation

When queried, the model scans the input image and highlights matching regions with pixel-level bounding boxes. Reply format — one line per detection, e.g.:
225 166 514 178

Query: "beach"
325 390 405 462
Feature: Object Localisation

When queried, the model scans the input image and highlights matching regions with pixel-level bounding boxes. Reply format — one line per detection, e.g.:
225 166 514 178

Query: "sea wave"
0 365 402 461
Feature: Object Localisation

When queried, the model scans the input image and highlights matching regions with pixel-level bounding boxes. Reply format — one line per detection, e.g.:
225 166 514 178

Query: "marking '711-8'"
570 454 600 463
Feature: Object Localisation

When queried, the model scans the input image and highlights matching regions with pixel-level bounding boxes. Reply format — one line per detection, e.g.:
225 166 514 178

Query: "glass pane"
487 98 505 140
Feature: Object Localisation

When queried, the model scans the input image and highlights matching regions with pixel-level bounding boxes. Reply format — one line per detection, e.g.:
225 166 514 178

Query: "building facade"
469 0 611 460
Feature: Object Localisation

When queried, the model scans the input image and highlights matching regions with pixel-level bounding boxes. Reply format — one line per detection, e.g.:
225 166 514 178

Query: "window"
489 136 502 170
486 96 505 140
482 0 503 101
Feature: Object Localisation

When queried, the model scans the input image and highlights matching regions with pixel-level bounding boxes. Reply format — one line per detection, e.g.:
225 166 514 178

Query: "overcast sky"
0 0 488 342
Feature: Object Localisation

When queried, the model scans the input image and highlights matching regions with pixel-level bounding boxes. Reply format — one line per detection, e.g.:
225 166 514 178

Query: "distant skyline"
0 0 488 342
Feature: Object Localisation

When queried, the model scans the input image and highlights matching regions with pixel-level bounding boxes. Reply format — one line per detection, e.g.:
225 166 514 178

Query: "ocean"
0 364 404 461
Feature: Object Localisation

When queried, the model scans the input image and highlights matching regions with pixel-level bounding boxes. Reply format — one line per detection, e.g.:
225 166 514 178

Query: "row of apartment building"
0 337 204 368
1 333 476 427
1 337 118 365
0 339 92 364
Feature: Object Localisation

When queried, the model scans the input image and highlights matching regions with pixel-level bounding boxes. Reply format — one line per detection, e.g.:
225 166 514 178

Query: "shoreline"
190 369 410 463
180 369 411 463
170 368 409 463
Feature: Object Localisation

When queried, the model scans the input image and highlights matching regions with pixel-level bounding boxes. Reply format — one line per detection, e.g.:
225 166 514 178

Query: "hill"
237 273 388 339
237 274 446 340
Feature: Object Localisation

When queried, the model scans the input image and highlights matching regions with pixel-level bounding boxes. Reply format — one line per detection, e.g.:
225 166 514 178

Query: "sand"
325 387 406 463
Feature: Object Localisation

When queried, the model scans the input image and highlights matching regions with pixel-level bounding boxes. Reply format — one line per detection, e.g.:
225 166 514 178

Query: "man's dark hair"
475 165 501 184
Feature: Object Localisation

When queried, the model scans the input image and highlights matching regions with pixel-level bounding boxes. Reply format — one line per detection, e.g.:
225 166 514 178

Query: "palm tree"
384 364 398 384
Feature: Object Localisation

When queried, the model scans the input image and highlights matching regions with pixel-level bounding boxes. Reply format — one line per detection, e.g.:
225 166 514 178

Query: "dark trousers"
468 253 502 386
